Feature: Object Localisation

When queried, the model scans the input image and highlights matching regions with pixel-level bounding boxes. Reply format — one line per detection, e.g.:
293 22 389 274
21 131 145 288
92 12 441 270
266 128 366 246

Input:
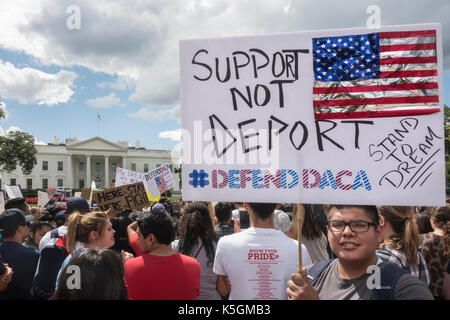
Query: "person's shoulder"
393 271 434 300
177 253 201 266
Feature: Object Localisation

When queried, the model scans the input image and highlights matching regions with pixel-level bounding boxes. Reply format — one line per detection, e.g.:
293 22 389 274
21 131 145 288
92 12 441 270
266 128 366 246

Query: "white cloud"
6 126 21 134
34 137 46 145
0 60 77 106
158 129 181 141
97 75 136 91
86 93 121 109
127 104 179 122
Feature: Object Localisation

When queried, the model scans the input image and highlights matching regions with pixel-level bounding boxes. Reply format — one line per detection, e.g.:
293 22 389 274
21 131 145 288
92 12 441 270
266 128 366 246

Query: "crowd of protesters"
0 195 448 300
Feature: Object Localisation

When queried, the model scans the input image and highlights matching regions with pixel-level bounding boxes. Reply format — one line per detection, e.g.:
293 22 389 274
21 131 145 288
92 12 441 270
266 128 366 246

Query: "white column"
105 155 109 188
67 154 73 188
122 156 127 169
86 155 91 187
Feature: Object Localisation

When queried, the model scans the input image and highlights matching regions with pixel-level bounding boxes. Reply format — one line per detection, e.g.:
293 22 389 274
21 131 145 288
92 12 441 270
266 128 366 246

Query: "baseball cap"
66 197 90 214
0 208 27 237
5 197 26 210
151 203 168 215
54 210 66 224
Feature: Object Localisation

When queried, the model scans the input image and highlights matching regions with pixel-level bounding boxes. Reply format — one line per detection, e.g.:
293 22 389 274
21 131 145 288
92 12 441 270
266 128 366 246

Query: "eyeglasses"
327 220 378 233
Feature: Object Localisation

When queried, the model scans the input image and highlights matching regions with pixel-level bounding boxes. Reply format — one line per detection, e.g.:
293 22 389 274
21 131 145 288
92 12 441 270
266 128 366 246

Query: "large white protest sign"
3 184 23 199
144 164 175 198
180 23 445 206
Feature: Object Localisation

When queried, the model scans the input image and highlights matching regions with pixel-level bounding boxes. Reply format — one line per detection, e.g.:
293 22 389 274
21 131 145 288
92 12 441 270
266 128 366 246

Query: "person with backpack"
286 205 434 300
172 202 227 300
32 197 90 299
376 206 430 285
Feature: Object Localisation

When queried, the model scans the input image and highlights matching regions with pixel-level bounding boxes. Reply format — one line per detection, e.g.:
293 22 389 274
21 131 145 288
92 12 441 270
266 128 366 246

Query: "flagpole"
97 113 100 137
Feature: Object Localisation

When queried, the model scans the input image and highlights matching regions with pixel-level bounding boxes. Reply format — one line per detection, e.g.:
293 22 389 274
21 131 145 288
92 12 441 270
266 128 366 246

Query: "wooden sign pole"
297 204 306 274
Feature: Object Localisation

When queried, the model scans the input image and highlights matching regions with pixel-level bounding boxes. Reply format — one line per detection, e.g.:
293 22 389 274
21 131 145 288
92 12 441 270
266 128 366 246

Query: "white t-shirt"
213 227 313 300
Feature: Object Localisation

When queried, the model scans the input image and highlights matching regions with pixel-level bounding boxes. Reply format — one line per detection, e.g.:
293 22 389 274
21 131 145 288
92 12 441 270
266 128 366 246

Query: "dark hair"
128 211 144 222
247 203 277 220
137 211 175 245
430 206 450 257
30 221 53 235
327 205 379 225
178 202 217 266
5 198 28 214
295 204 322 240
111 215 132 240
214 202 233 224
51 248 128 300
415 211 433 234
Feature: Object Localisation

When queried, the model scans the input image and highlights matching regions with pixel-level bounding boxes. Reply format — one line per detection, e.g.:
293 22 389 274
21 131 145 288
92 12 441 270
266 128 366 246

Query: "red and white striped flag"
312 29 439 119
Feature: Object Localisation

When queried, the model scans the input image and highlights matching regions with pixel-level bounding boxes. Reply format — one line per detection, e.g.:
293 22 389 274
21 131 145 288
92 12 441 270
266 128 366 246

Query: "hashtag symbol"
189 170 209 188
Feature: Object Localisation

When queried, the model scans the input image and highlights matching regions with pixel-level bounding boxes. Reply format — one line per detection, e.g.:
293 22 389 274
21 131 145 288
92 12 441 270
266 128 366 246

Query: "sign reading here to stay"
93 181 150 215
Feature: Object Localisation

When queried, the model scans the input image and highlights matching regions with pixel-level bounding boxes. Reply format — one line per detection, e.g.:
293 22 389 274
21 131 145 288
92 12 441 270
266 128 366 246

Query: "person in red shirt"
124 211 200 300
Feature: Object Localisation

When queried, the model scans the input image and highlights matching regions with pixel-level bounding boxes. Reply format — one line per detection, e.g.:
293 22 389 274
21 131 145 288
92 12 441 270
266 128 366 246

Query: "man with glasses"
286 205 433 300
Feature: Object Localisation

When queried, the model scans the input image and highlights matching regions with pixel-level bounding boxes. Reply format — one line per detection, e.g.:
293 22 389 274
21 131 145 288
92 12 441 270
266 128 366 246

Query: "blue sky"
0 0 449 152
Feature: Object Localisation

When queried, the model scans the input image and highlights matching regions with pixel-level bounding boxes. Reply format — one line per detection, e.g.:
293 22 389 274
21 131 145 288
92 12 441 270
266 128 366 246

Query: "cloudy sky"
0 0 449 150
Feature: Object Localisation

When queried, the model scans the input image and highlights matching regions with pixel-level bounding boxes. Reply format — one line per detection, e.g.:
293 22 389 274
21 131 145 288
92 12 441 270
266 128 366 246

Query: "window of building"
144 163 149 173
79 179 84 189
43 161 48 171
58 161 63 171
10 178 16 186
42 179 48 189
131 163 136 171
112 163 117 173
79 162 85 171
58 179 63 187
27 179 32 189
96 162 101 173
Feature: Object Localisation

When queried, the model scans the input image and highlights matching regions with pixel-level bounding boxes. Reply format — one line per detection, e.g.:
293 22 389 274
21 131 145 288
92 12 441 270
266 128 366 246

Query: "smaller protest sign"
108 182 115 189
144 164 175 198
74 192 81 197
115 167 145 187
45 187 71 207
3 184 23 199
37 191 50 207
47 188 57 199
80 188 91 200
93 181 150 216
0 191 4 212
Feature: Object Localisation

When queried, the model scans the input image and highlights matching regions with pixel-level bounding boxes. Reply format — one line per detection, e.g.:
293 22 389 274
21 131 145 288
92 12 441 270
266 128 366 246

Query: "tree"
0 98 37 175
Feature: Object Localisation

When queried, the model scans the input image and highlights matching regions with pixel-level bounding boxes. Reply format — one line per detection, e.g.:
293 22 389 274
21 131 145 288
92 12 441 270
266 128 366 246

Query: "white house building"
0 136 180 192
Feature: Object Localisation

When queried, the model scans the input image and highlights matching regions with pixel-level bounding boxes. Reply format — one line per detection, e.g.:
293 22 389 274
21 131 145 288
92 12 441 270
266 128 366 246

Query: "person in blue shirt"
0 209 40 300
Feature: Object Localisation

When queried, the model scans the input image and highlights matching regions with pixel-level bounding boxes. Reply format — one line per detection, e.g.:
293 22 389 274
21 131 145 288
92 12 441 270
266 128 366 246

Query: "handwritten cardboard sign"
180 23 445 206
80 188 91 201
93 181 150 215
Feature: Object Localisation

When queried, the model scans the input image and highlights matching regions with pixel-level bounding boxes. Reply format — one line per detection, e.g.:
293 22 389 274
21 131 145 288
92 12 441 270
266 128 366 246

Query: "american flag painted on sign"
312 30 440 119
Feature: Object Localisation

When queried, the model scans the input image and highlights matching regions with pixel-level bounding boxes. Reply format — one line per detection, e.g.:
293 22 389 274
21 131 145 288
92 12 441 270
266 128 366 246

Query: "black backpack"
307 259 408 300
32 229 68 299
